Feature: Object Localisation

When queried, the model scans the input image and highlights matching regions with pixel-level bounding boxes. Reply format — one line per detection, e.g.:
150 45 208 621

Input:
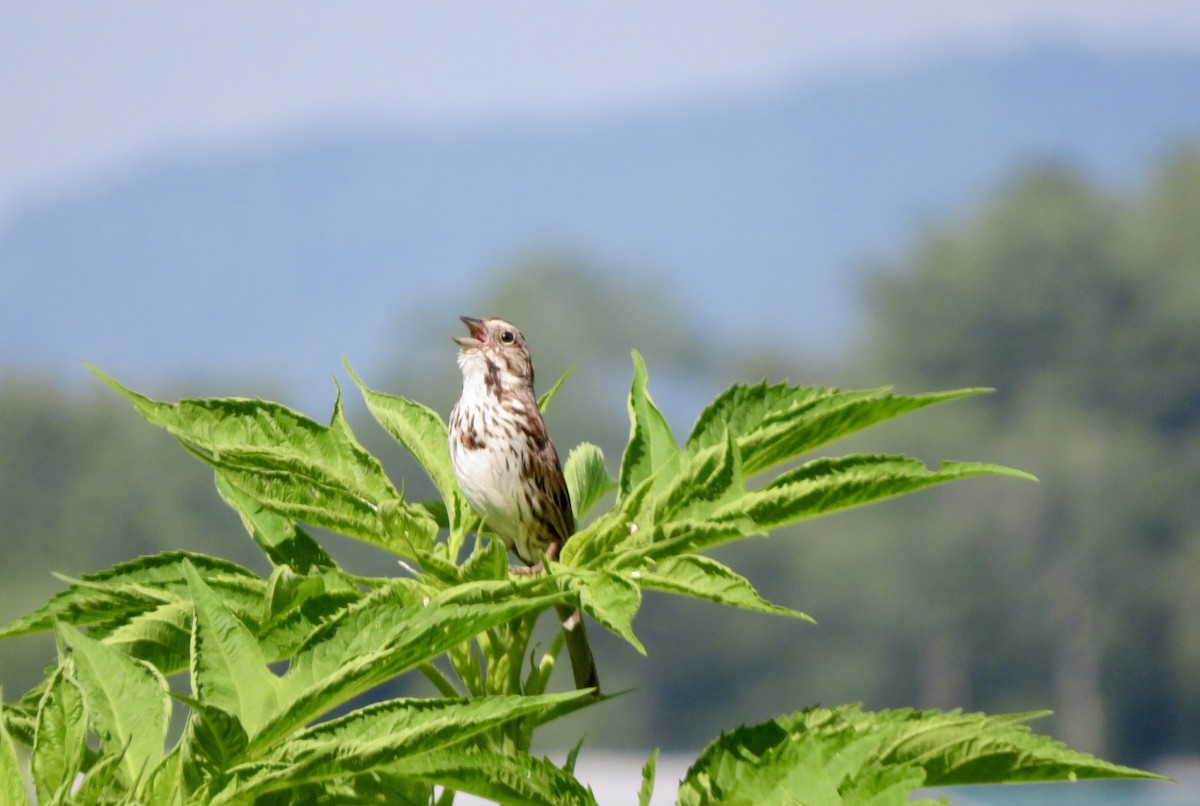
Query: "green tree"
848 147 1200 761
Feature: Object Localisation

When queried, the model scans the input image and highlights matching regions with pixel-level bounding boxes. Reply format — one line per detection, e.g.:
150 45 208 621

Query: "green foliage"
0 700 31 806
852 148 1200 759
0 355 1161 804
675 706 1165 806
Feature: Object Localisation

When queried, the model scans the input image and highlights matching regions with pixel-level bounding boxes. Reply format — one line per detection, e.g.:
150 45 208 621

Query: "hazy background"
2 3 1199 800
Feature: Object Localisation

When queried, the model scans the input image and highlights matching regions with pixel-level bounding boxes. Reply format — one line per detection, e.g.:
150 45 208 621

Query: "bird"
448 315 600 694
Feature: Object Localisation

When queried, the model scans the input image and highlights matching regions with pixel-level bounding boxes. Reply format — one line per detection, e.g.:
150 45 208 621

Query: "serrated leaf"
0 700 31 806
316 748 597 806
180 702 249 793
183 561 280 737
258 581 568 751
293 691 586 750
738 387 990 476
713 456 1034 531
678 705 894 806
58 622 170 786
381 748 599 806
677 705 1165 806
225 691 596 801
688 380 847 450
215 471 335 572
626 520 750 564
565 443 616 522
659 428 745 522
639 748 660 806
87 364 396 499
0 701 35 751
140 746 184 806
203 455 437 561
561 470 660 568
688 381 993 478
635 555 812 621
871 708 1168 786
255 586 363 664
32 669 88 804
565 568 644 654
0 552 263 640
278 578 434 700
618 350 679 499
459 535 510 582
88 364 436 559
344 359 472 546
103 600 193 675
259 563 357 637
71 746 127 804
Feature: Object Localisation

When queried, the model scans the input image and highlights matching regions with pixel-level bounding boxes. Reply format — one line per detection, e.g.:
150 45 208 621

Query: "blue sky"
3 2 1200 225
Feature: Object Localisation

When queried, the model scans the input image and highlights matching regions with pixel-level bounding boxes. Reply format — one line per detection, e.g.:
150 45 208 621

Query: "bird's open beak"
454 316 486 348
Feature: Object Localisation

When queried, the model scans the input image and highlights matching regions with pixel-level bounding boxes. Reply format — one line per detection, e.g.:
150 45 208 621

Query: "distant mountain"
3 45 1199 401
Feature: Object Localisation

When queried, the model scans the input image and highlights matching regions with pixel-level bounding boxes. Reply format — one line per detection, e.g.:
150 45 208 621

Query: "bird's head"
454 316 534 387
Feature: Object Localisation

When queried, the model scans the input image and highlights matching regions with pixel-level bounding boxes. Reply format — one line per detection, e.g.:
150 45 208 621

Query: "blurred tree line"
1 147 1196 766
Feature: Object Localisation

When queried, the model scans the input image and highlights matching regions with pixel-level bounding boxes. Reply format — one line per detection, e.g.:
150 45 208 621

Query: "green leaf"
687 380 829 446
565 568 645 654
87 365 394 500
201 452 437 562
635 555 812 621
183 561 280 737
180 702 249 794
258 581 568 751
713 456 1035 532
639 748 659 806
278 578 435 698
560 470 660 568
688 381 992 477
459 535 510 582
344 359 472 547
88 364 436 559
739 388 990 476
58 621 170 786
537 365 575 413
564 443 616 522
677 706 902 806
0 699 31 806
380 748 599 806
102 600 194 675
215 471 335 572
71 746 127 804
140 747 184 806
677 705 1166 806
622 520 749 564
31 669 88 804
563 735 585 775
286 691 586 765
218 692 594 801
256 584 364 664
618 350 679 499
0 551 263 640
873 708 1169 786
658 428 745 522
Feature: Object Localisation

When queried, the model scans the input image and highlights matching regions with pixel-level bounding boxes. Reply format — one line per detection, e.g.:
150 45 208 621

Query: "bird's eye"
500 331 516 344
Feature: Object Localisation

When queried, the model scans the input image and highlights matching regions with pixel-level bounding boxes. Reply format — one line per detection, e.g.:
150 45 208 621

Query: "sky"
3 2 1200 226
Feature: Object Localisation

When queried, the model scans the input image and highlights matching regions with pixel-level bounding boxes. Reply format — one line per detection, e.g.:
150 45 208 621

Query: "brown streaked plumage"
449 316 599 694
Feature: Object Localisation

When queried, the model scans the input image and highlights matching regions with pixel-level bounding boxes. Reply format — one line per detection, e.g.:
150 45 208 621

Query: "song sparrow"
448 316 600 694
